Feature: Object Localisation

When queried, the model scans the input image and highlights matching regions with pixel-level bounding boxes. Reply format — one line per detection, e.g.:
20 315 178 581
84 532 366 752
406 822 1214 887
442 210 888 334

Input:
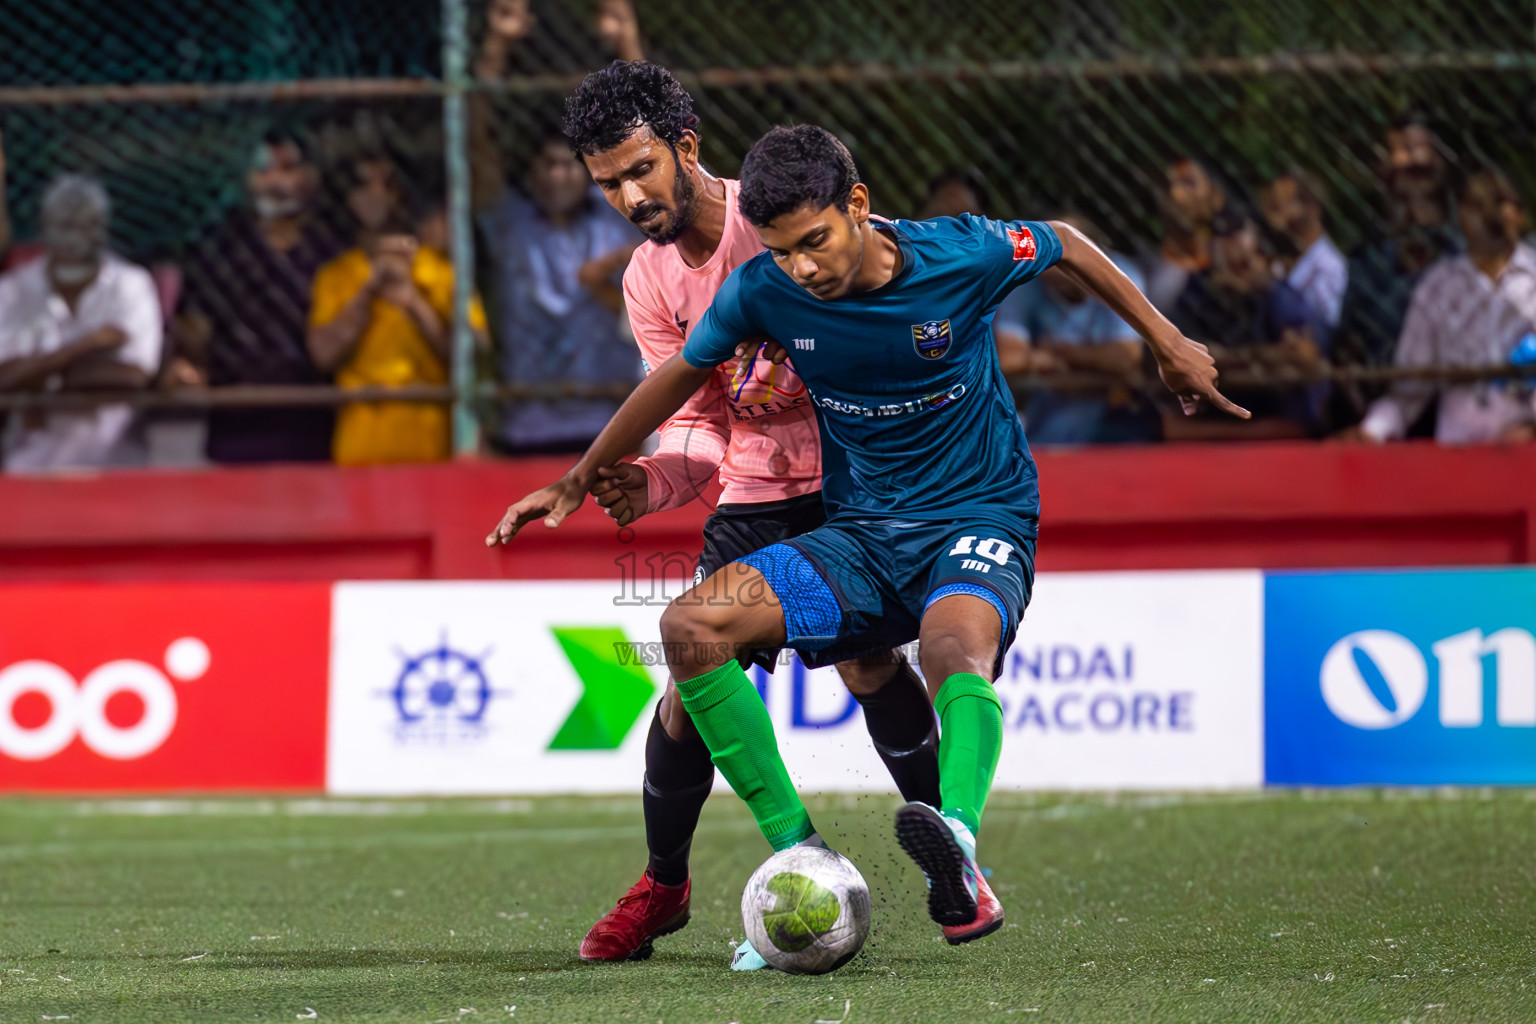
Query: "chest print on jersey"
728 340 809 407
912 318 953 359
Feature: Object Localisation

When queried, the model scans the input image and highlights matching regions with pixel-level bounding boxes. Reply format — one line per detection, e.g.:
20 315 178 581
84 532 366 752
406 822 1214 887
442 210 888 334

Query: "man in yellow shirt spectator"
308 156 484 465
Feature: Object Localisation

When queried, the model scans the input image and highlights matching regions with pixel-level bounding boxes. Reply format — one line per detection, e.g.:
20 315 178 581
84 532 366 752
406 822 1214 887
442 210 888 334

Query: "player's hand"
486 476 585 546
1153 333 1250 419
734 334 790 366
590 462 650 527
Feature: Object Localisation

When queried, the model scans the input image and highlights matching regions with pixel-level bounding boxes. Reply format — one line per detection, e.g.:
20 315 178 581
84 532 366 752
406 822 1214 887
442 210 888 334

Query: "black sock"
641 701 715 887
854 660 942 807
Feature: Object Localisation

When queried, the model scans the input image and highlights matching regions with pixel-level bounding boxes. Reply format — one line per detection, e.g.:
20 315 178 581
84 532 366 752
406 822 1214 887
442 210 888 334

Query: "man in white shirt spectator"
1261 168 1347 338
1357 169 1536 445
0 175 160 471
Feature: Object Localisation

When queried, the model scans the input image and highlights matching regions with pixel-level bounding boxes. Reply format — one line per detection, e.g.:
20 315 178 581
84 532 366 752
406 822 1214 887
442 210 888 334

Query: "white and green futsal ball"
741 845 871 974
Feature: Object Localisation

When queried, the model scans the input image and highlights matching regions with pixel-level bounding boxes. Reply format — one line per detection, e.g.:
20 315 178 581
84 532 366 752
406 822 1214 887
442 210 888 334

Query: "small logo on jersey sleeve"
1006 225 1037 261
912 319 952 359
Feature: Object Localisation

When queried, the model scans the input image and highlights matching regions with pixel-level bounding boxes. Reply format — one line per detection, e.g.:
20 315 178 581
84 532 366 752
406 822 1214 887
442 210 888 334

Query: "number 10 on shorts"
948 536 1014 573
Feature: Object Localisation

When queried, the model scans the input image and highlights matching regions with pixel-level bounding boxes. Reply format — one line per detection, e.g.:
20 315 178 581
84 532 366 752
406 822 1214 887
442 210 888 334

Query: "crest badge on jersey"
1006 225 1037 261
912 319 952 359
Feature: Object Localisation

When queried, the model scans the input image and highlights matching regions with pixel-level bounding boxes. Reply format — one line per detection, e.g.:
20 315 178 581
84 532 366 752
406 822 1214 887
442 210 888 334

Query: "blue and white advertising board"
1265 568 1536 785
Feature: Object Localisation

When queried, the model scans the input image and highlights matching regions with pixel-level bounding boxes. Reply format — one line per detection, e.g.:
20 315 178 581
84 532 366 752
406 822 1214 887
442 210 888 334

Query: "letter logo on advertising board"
0 638 206 761
0 584 330 791
990 571 1262 790
1265 569 1536 785
1318 630 1427 729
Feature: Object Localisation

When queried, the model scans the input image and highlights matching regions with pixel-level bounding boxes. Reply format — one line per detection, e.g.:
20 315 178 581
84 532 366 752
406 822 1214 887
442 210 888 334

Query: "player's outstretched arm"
1048 220 1250 420
485 354 713 546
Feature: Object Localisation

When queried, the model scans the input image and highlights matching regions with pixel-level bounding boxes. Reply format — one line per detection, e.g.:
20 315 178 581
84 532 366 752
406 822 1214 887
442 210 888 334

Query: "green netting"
0 0 448 260
0 0 441 86
473 0 1535 255
1 0 1533 372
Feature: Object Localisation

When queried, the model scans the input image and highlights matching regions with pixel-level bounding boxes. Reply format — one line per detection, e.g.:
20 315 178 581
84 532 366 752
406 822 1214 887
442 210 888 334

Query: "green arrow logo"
547 626 658 751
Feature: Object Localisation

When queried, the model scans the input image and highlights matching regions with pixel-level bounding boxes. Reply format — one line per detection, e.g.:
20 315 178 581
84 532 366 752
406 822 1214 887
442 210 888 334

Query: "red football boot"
578 871 691 962
941 872 1005 945
895 801 1006 946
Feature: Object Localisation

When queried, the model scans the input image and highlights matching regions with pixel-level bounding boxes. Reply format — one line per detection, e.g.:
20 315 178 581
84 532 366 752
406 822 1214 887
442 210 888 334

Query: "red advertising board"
0 584 330 791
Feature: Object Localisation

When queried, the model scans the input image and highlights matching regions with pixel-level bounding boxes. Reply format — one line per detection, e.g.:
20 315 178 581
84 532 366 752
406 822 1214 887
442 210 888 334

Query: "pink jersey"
622 177 821 513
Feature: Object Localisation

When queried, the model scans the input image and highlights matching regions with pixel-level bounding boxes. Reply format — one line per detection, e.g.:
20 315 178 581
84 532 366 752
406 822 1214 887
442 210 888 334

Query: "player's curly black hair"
561 60 699 157
738 125 860 228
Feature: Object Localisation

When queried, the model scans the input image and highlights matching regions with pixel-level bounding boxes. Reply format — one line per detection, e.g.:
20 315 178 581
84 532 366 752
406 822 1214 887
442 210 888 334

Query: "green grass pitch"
1 791 1532 1023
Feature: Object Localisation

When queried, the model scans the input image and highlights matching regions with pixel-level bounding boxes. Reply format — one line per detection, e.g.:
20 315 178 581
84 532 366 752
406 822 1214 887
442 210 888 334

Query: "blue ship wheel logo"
390 636 497 724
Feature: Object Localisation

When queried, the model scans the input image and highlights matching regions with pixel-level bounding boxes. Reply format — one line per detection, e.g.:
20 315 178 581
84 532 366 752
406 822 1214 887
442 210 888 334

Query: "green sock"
934 672 1004 837
673 661 814 851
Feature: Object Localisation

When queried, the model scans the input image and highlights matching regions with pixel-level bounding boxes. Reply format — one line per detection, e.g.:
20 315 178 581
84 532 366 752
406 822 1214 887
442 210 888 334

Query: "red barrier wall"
0 442 1530 581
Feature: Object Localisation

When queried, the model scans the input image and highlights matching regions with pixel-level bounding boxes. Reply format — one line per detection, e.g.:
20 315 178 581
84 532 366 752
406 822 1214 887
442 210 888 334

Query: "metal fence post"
442 0 480 456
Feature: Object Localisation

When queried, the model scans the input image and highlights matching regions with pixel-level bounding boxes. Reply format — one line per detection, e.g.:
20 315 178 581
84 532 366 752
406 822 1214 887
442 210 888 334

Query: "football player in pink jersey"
559 61 942 965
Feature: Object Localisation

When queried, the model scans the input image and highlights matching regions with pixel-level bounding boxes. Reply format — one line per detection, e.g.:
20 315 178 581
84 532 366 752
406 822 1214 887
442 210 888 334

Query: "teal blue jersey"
681 215 1062 531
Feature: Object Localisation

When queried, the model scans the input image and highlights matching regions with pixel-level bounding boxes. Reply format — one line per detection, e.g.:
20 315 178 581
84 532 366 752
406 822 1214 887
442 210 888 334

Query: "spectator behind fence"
0 175 160 471
0 129 11 267
1145 157 1231 315
1335 113 1462 370
178 130 341 463
1354 170 1536 445
478 132 640 453
1167 208 1323 440
472 0 645 453
994 214 1159 444
308 156 482 465
1261 168 1347 338
916 168 990 221
912 169 1046 379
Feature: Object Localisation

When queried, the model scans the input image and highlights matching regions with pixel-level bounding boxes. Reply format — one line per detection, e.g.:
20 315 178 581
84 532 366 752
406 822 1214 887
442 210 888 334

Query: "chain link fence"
1 0 444 261
489 0 1535 246
1 0 1534 459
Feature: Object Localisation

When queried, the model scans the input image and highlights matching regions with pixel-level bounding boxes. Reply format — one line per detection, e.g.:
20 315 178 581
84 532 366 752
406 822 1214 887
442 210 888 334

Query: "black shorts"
694 491 827 670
